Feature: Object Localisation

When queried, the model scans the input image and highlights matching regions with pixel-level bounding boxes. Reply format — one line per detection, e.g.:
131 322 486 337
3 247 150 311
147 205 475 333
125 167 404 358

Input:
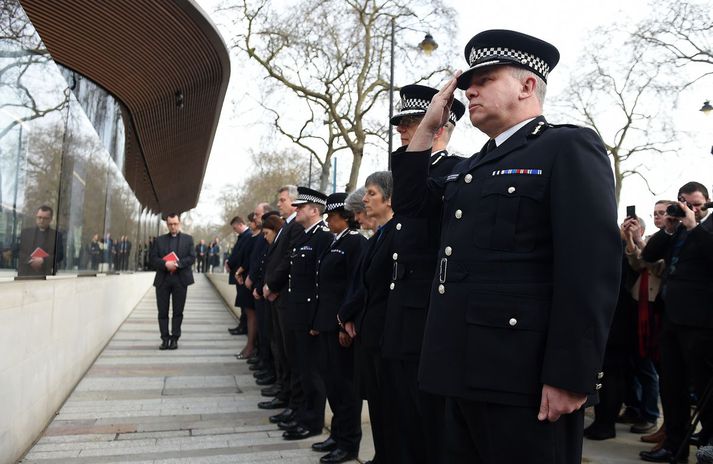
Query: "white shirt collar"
494 117 537 147
285 211 297 223
334 228 349 242
304 220 323 234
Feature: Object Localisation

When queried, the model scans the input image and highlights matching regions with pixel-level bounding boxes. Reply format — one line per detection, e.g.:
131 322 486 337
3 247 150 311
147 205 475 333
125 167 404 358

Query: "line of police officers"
229 29 623 464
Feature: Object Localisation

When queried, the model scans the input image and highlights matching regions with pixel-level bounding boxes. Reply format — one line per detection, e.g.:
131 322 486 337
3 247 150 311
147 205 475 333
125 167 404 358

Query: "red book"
30 247 49 259
162 251 179 273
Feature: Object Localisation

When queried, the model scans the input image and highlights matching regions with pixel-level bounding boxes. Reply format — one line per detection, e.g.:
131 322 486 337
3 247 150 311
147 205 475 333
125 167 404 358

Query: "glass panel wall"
0 1 157 277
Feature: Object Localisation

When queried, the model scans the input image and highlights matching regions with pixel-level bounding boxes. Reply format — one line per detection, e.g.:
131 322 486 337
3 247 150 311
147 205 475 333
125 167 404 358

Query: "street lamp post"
701 100 713 155
387 23 438 169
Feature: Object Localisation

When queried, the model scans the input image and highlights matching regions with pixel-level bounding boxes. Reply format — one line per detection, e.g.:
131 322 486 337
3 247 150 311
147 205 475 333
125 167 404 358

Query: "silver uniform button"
507 186 516 194
445 246 452 256
438 284 445 294
455 209 463 219
307 298 311 302
396 223 402 230
597 372 604 379
389 282 395 290
595 383 602 390
464 174 473 183
392 252 398 260
509 318 518 327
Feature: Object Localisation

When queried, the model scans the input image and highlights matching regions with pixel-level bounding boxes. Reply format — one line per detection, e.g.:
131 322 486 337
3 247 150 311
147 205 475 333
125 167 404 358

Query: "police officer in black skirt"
384 84 465 464
310 193 367 463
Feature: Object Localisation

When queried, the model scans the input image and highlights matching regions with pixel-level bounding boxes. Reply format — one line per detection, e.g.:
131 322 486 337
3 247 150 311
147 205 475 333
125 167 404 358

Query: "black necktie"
485 139 497 154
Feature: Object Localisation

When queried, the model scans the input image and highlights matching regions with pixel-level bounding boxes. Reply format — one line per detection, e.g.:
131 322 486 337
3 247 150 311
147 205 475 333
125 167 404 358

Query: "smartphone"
626 205 636 218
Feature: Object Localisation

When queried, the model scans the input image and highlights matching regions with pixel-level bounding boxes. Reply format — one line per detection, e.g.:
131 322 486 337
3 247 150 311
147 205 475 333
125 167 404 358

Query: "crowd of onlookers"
584 181 713 463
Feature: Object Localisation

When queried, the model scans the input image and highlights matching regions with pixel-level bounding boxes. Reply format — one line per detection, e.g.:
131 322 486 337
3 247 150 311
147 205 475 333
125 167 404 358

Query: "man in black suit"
640 182 713 462
392 29 621 463
384 84 465 464
17 205 64 276
259 186 305 413
195 239 208 273
226 216 252 337
150 213 196 350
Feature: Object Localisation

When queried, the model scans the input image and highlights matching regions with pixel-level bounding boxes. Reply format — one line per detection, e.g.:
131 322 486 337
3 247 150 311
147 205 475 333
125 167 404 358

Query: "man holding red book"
150 213 196 350
17 205 64 277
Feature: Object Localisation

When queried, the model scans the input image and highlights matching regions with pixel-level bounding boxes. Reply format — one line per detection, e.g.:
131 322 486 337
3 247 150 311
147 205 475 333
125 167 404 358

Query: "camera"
666 203 687 218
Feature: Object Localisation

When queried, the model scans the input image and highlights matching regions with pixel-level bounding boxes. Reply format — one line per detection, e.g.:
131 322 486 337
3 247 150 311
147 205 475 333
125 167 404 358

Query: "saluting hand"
538 384 586 422
407 71 462 152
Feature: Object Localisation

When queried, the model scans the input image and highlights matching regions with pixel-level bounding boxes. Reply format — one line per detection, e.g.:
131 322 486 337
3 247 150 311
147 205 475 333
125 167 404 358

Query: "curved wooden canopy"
19 0 230 214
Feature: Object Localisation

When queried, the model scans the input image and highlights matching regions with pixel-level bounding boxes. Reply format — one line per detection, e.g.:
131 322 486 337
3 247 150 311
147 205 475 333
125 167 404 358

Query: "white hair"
509 67 547 104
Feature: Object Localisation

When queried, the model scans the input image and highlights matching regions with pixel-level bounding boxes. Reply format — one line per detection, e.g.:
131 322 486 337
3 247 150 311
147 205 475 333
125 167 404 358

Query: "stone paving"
19 273 670 464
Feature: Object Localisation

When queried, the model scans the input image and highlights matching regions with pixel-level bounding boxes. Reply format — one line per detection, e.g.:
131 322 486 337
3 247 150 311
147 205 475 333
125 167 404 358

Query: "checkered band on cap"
294 194 326 206
394 98 459 125
325 202 345 212
469 46 551 80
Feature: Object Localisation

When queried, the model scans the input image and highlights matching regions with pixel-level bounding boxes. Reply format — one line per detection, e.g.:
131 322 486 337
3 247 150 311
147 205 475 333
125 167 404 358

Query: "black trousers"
355 341 392 462
293 330 326 432
591 347 629 431
155 275 187 340
382 358 445 464
659 318 713 452
269 297 290 402
316 331 362 452
255 298 273 369
444 397 584 464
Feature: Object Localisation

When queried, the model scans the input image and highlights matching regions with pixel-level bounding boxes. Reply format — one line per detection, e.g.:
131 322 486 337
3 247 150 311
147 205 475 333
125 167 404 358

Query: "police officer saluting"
392 30 621 463
385 84 465 464
309 192 367 463
281 187 333 441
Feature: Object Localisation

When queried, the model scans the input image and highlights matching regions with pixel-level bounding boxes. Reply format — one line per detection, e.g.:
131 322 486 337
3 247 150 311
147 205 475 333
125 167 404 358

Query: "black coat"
391 116 622 407
17 226 64 276
248 235 269 293
264 218 304 294
286 221 333 330
313 229 367 332
642 217 713 328
150 232 196 287
227 230 253 285
384 150 464 360
350 219 397 352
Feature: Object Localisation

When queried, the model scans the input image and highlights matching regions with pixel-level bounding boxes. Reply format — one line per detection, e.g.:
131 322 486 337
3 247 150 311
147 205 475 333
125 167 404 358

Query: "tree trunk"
612 153 622 206
318 156 331 193
346 147 364 193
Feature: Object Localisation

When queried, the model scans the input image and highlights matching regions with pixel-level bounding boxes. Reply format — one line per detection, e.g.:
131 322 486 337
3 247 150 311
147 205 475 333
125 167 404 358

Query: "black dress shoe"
583 423 615 441
640 447 688 463
256 375 276 386
253 369 271 378
312 437 337 452
282 426 321 440
159 339 170 350
269 408 294 424
258 397 288 409
250 363 267 371
320 448 357 463
168 339 178 350
631 421 657 434
228 325 247 335
278 420 300 431
261 385 282 397
247 356 261 365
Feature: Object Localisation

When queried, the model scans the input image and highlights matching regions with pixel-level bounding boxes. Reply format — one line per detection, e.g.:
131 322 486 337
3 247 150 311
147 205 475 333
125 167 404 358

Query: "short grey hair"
345 187 366 213
365 171 393 201
278 185 298 201
509 67 547 104
636 216 646 231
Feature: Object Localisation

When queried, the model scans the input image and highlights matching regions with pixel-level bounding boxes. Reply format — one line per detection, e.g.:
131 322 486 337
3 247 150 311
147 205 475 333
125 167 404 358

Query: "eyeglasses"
653 211 666 217
397 116 423 127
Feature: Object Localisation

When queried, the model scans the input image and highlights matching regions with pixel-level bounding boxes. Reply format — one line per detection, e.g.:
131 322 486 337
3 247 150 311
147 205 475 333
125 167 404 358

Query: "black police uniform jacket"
391 116 622 407
312 229 367 332
264 218 304 294
287 221 334 330
384 149 464 360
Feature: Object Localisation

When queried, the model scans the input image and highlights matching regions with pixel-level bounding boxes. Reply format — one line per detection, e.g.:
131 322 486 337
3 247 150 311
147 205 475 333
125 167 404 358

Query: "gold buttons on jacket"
464 174 473 183
396 223 402 230
392 253 398 260
438 284 445 294
509 318 518 327
507 186 516 194
389 282 395 290
455 209 463 219
445 246 452 256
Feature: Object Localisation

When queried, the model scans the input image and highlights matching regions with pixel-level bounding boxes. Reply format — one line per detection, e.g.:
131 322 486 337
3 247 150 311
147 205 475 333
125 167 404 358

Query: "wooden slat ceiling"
20 0 230 214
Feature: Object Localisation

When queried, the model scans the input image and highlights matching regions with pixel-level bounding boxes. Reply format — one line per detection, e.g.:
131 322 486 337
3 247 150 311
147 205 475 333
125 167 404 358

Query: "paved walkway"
20 273 661 464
